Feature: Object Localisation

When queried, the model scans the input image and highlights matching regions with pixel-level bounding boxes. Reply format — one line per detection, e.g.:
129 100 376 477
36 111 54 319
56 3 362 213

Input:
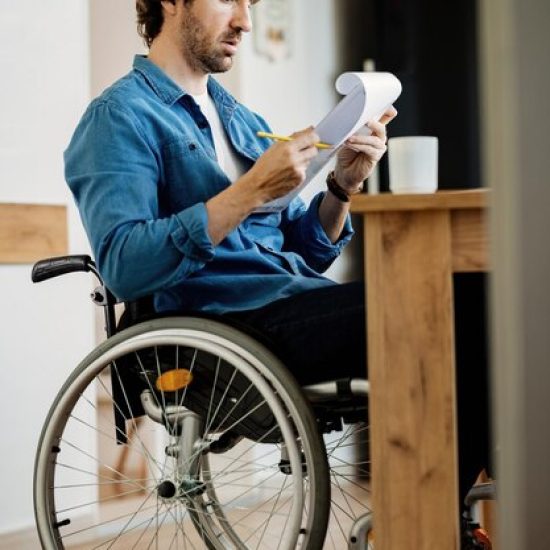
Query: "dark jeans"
223 276 491 510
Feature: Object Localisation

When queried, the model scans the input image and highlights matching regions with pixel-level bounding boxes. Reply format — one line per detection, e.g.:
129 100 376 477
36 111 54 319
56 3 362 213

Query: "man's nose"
232 2 252 33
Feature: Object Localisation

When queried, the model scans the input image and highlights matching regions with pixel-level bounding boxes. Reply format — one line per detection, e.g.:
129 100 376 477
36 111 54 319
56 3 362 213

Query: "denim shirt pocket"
160 137 230 211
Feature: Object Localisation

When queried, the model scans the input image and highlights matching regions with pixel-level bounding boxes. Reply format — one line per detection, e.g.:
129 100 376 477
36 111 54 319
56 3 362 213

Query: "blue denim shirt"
65 55 353 314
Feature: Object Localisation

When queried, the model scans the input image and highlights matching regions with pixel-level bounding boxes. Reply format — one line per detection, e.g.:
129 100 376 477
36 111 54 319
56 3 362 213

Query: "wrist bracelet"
326 171 363 202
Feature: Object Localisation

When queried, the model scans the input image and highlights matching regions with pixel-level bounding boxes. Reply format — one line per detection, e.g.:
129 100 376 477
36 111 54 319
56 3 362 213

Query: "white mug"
388 136 439 194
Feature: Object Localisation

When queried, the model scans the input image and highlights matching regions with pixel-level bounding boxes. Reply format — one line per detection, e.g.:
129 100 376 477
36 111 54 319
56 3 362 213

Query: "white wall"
90 0 146 99
0 1 95 535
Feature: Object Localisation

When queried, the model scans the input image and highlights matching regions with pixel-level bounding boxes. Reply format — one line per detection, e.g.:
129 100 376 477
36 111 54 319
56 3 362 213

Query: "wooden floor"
2 475 371 549
4 419 372 549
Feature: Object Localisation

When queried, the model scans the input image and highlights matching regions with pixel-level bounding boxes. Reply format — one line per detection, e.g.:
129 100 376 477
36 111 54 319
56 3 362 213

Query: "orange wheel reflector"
473 528 492 549
156 369 193 392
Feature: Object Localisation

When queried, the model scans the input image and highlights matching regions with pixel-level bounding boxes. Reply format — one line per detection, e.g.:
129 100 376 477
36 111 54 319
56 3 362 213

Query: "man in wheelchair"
40 0 490 548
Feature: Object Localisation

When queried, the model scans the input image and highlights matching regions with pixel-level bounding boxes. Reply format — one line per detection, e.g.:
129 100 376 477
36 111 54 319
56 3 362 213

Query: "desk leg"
364 210 459 550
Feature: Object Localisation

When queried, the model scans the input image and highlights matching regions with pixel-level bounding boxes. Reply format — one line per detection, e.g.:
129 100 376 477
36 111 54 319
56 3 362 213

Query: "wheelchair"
32 255 374 549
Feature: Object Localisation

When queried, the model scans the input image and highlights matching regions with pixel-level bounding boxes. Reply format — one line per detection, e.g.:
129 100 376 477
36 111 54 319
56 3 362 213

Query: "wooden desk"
350 189 489 550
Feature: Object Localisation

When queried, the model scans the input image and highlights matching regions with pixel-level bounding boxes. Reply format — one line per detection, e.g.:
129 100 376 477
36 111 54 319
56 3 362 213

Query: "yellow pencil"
257 131 333 149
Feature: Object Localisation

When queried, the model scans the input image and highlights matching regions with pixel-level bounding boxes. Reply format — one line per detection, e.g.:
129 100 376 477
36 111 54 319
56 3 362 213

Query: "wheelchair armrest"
31 255 97 283
32 254 121 337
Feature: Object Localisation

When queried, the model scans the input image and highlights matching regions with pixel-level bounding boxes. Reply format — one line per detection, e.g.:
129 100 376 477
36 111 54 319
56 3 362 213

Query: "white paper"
255 71 402 213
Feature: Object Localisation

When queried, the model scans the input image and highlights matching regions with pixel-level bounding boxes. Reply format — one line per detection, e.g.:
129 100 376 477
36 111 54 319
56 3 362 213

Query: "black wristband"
326 171 350 202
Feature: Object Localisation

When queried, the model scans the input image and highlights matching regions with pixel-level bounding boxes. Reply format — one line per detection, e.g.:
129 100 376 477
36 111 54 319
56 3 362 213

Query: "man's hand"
239 127 319 205
334 106 398 192
206 127 319 245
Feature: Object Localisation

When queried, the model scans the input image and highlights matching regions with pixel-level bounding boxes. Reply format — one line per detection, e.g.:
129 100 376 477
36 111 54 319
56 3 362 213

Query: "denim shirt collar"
133 55 237 118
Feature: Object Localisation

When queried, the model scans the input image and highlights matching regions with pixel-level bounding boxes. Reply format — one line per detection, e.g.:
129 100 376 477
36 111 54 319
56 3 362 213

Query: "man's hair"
136 0 193 47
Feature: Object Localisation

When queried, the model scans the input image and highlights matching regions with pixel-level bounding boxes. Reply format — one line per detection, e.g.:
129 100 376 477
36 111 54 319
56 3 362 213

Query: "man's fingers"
366 121 387 142
290 127 319 149
378 105 398 125
346 143 386 159
298 145 319 163
347 135 387 151
289 127 313 140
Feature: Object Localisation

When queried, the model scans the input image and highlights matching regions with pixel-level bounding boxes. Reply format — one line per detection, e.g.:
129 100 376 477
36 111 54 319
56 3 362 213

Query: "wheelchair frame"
32 255 374 550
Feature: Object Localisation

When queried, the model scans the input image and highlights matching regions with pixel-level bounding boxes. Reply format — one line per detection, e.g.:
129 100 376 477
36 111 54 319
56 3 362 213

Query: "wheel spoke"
59 438 149 491
97 368 164 477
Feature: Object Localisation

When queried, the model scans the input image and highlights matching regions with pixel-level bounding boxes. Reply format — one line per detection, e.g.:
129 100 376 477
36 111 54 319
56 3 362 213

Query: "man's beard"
180 10 239 74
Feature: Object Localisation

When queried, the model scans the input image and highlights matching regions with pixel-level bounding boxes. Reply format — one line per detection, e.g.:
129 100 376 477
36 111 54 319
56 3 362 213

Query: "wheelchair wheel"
34 317 330 549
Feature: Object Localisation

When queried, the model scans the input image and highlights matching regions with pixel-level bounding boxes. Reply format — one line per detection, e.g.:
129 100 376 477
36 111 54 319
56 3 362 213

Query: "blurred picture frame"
253 0 293 62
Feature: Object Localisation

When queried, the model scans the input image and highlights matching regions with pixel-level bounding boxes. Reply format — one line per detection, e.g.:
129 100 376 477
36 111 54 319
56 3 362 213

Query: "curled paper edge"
336 71 403 98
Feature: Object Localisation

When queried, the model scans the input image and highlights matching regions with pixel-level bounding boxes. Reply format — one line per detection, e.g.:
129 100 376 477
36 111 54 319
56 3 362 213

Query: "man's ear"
160 0 178 17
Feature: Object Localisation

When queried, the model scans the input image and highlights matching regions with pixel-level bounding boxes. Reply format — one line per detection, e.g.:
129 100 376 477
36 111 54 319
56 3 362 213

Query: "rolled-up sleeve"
172 203 215 261
281 192 354 273
64 101 214 301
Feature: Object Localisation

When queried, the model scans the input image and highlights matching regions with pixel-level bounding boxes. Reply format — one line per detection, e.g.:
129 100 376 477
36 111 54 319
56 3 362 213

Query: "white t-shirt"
190 91 247 183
